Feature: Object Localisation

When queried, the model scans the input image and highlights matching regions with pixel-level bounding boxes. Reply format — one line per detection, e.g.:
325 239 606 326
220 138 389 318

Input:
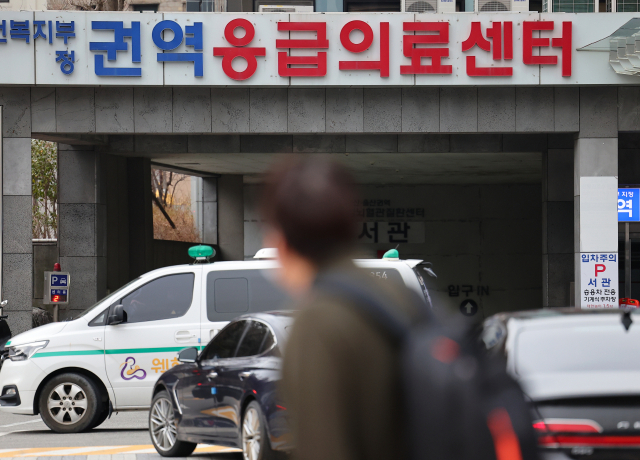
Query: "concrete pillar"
127 157 153 279
3 137 33 334
218 175 244 261
542 135 574 307
574 88 619 307
201 177 218 245
57 145 107 320
106 154 129 293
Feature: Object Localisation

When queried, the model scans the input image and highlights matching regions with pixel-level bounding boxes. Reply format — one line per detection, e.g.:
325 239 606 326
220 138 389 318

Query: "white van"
0 247 431 433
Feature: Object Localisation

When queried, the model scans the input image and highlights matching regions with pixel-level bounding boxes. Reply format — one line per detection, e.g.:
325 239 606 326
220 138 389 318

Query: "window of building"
345 0 400 10
552 0 594 11
132 3 159 10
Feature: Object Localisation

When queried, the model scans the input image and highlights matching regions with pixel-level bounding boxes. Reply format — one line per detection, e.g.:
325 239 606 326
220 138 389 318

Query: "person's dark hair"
262 157 358 266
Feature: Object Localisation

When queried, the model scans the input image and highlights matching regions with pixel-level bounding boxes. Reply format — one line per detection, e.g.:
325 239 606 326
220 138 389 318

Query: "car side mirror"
108 305 125 325
178 347 198 364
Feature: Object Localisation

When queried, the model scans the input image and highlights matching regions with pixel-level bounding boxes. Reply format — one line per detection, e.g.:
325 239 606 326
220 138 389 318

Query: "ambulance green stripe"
5 341 10 346
33 350 104 357
33 346 199 358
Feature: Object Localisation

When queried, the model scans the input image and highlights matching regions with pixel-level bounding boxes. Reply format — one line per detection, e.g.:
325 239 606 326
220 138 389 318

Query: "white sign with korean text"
358 221 425 244
1 12 640 86
580 253 618 309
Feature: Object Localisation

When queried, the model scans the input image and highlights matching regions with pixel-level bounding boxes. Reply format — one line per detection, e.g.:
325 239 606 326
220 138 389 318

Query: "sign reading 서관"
618 188 640 222
580 253 618 309
0 12 639 86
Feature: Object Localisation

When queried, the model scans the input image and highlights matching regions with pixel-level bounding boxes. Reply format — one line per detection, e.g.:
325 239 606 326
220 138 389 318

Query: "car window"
206 269 291 322
260 329 276 354
214 278 249 313
120 273 194 324
236 321 270 358
201 320 248 361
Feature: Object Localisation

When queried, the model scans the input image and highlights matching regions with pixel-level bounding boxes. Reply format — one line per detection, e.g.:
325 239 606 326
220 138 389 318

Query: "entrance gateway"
0 11 638 332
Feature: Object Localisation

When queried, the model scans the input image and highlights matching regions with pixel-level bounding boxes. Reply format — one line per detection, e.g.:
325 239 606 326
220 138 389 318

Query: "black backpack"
318 274 538 460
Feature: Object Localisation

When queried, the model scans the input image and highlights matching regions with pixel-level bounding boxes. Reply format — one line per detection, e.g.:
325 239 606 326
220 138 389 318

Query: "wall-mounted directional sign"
618 188 640 222
43 272 70 305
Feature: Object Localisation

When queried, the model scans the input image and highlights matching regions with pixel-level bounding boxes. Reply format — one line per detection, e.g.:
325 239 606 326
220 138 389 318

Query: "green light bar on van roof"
382 249 399 260
188 245 215 261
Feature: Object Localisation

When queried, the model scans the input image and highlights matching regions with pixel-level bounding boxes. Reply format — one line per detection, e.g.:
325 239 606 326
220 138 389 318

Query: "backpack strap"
315 272 428 342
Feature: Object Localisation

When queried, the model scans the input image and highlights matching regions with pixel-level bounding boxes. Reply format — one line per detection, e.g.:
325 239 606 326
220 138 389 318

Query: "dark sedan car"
483 308 640 460
149 312 293 459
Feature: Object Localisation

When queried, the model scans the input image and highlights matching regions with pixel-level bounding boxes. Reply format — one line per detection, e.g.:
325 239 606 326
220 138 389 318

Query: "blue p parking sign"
44 271 70 304
50 274 69 287
618 189 640 222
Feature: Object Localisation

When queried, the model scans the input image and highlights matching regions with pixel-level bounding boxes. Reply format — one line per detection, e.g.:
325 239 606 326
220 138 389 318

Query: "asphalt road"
0 411 241 458
0 410 151 448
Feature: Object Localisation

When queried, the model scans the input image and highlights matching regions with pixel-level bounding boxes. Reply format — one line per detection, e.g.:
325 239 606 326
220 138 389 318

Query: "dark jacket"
282 262 422 460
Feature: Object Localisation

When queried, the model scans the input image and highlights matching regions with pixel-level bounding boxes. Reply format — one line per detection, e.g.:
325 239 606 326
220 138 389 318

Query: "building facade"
0 11 638 333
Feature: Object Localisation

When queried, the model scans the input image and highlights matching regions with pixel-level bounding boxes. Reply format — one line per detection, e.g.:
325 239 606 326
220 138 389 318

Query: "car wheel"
87 404 109 430
39 373 100 433
150 391 196 457
242 401 279 460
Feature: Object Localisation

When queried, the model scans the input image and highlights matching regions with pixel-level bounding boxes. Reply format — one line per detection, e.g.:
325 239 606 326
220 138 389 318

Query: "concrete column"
542 136 574 307
127 157 153 279
106 154 129 293
3 137 33 334
57 145 107 320
574 88 619 307
201 177 218 245
218 175 243 261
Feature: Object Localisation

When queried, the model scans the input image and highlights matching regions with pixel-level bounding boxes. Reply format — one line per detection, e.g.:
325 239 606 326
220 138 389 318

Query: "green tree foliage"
32 140 58 239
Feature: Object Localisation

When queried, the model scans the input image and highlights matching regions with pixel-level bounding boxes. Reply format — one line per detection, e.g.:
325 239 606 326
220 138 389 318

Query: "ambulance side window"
206 269 291 322
89 308 108 326
120 273 195 323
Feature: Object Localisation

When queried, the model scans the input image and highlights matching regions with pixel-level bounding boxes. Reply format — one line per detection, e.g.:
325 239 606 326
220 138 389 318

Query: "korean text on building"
0 11 608 86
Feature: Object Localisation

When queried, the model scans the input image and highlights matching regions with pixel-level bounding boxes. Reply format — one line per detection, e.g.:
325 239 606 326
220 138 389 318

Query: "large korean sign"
0 11 639 86
580 253 618 309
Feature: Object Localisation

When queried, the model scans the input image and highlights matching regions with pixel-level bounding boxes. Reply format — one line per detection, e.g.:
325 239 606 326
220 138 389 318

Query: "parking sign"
618 189 640 222
50 274 69 287
43 271 70 305
579 253 618 308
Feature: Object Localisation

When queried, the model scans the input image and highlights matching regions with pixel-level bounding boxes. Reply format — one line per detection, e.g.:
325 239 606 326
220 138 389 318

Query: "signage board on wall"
579 253 618 308
618 188 640 222
43 271 70 305
358 221 425 244
0 11 639 86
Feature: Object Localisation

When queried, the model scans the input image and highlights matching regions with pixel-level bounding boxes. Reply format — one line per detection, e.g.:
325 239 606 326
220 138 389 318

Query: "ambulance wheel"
150 391 196 457
39 373 101 433
87 405 110 430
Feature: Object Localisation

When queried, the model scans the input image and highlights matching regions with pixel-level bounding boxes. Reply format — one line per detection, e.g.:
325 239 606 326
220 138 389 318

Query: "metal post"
626 222 632 299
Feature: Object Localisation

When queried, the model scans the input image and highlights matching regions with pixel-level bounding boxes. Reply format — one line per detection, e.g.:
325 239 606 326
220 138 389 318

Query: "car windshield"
74 276 142 320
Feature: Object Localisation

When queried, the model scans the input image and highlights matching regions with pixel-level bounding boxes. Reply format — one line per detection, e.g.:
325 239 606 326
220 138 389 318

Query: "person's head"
262 157 358 295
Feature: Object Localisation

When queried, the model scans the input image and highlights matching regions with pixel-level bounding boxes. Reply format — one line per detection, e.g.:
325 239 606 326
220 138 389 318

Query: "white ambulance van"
0 246 432 433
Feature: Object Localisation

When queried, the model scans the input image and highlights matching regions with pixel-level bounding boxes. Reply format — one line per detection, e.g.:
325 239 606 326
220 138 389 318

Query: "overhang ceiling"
152 151 542 185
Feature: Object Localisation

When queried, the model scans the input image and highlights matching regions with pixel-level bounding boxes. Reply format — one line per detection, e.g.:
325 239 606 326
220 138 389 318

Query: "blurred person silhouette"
261 156 424 460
